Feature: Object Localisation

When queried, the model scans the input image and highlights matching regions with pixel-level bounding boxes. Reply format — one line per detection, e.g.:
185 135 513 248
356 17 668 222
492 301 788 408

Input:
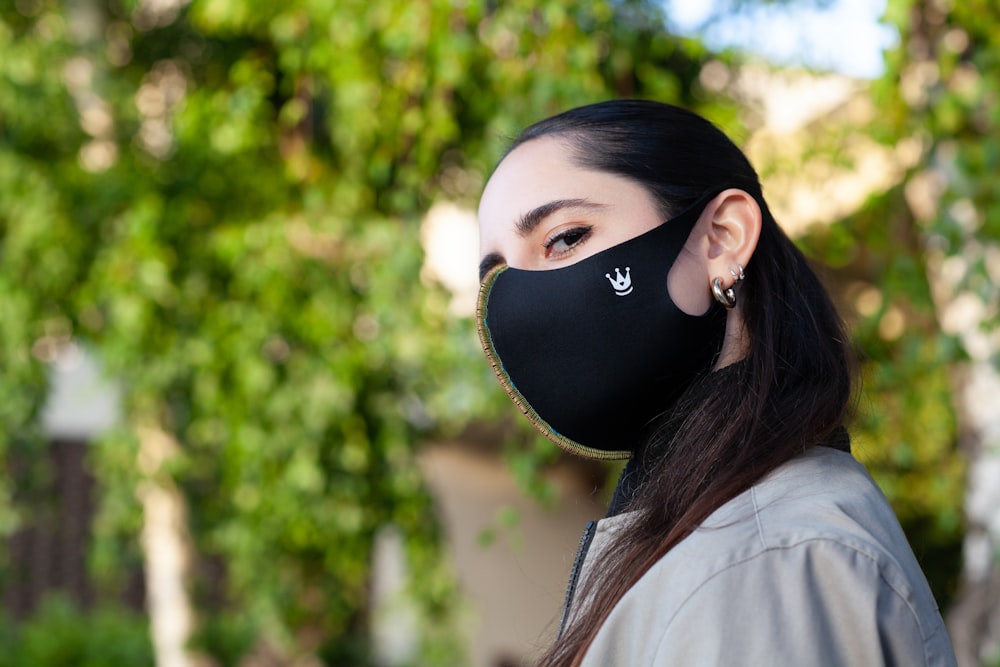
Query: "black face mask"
476 195 728 460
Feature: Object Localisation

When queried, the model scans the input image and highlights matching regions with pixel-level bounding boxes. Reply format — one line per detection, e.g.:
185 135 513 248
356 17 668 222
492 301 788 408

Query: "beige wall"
420 445 608 667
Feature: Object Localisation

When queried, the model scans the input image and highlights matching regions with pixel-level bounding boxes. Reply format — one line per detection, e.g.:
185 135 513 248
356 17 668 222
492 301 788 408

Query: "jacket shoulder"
580 448 957 666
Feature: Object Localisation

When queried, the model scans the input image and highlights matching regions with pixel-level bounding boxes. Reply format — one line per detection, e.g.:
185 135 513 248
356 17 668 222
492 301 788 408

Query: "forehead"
477 137 576 224
477 137 654 235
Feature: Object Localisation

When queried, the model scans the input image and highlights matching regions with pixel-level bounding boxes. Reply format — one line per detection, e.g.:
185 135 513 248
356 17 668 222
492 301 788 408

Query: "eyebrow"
515 198 606 237
479 198 607 281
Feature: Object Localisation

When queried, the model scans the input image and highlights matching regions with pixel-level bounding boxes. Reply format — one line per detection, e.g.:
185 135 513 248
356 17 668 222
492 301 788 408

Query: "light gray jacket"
574 447 957 666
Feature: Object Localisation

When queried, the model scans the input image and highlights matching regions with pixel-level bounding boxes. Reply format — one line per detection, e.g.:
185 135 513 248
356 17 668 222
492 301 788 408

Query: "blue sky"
663 0 898 79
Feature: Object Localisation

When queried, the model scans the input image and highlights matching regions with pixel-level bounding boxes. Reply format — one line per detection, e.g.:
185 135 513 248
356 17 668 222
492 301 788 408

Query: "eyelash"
543 226 592 257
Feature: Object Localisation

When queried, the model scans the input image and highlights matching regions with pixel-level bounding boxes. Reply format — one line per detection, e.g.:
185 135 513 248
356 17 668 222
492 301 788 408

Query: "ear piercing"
712 263 744 309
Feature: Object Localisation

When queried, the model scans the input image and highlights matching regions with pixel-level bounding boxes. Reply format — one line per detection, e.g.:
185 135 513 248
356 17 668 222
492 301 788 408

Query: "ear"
667 188 762 316
703 188 761 290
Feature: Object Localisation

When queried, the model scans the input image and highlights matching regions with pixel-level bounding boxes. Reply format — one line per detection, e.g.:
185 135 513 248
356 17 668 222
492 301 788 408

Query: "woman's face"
477 136 665 279
478 136 710 316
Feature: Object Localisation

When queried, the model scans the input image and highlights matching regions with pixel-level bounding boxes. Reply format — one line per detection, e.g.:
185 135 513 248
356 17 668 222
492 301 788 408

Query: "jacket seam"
649 537 934 663
750 486 767 549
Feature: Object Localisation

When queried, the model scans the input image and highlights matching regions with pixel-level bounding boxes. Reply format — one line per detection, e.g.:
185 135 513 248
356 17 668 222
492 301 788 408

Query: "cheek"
667 245 712 316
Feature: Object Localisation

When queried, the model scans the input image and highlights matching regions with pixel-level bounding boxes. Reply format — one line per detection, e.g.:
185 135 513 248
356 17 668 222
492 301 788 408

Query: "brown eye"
544 227 592 258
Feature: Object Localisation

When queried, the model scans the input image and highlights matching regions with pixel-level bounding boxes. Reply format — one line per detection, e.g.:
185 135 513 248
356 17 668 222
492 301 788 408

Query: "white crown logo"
605 267 633 296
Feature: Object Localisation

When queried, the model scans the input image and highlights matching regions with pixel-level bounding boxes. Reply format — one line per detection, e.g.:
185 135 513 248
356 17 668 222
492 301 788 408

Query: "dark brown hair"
505 100 854 666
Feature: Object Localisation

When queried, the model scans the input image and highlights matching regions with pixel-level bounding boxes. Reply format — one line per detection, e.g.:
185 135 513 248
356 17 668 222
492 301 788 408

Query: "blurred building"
4 344 140 616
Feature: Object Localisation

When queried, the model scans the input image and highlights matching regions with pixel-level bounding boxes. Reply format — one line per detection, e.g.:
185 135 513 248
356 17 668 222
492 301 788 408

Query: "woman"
475 100 956 665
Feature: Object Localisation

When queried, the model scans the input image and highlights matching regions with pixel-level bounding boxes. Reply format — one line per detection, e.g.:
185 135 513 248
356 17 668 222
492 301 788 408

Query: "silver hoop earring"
712 277 736 308
730 263 745 281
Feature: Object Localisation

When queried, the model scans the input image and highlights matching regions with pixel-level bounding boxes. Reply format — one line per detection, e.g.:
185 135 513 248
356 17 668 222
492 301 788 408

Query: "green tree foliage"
872 1 1000 661
796 0 1000 614
0 1 733 662
0 595 154 667
7 0 973 661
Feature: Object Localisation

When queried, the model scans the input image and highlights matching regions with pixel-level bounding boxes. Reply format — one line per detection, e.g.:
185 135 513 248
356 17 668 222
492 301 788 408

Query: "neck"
714 306 749 370
606 362 748 516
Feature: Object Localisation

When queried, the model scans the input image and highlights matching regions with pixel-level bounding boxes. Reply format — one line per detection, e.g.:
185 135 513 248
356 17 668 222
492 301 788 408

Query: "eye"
544 226 592 258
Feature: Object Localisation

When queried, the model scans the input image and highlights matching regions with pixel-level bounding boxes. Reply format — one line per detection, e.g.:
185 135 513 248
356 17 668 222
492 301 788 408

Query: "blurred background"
1 0 998 665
